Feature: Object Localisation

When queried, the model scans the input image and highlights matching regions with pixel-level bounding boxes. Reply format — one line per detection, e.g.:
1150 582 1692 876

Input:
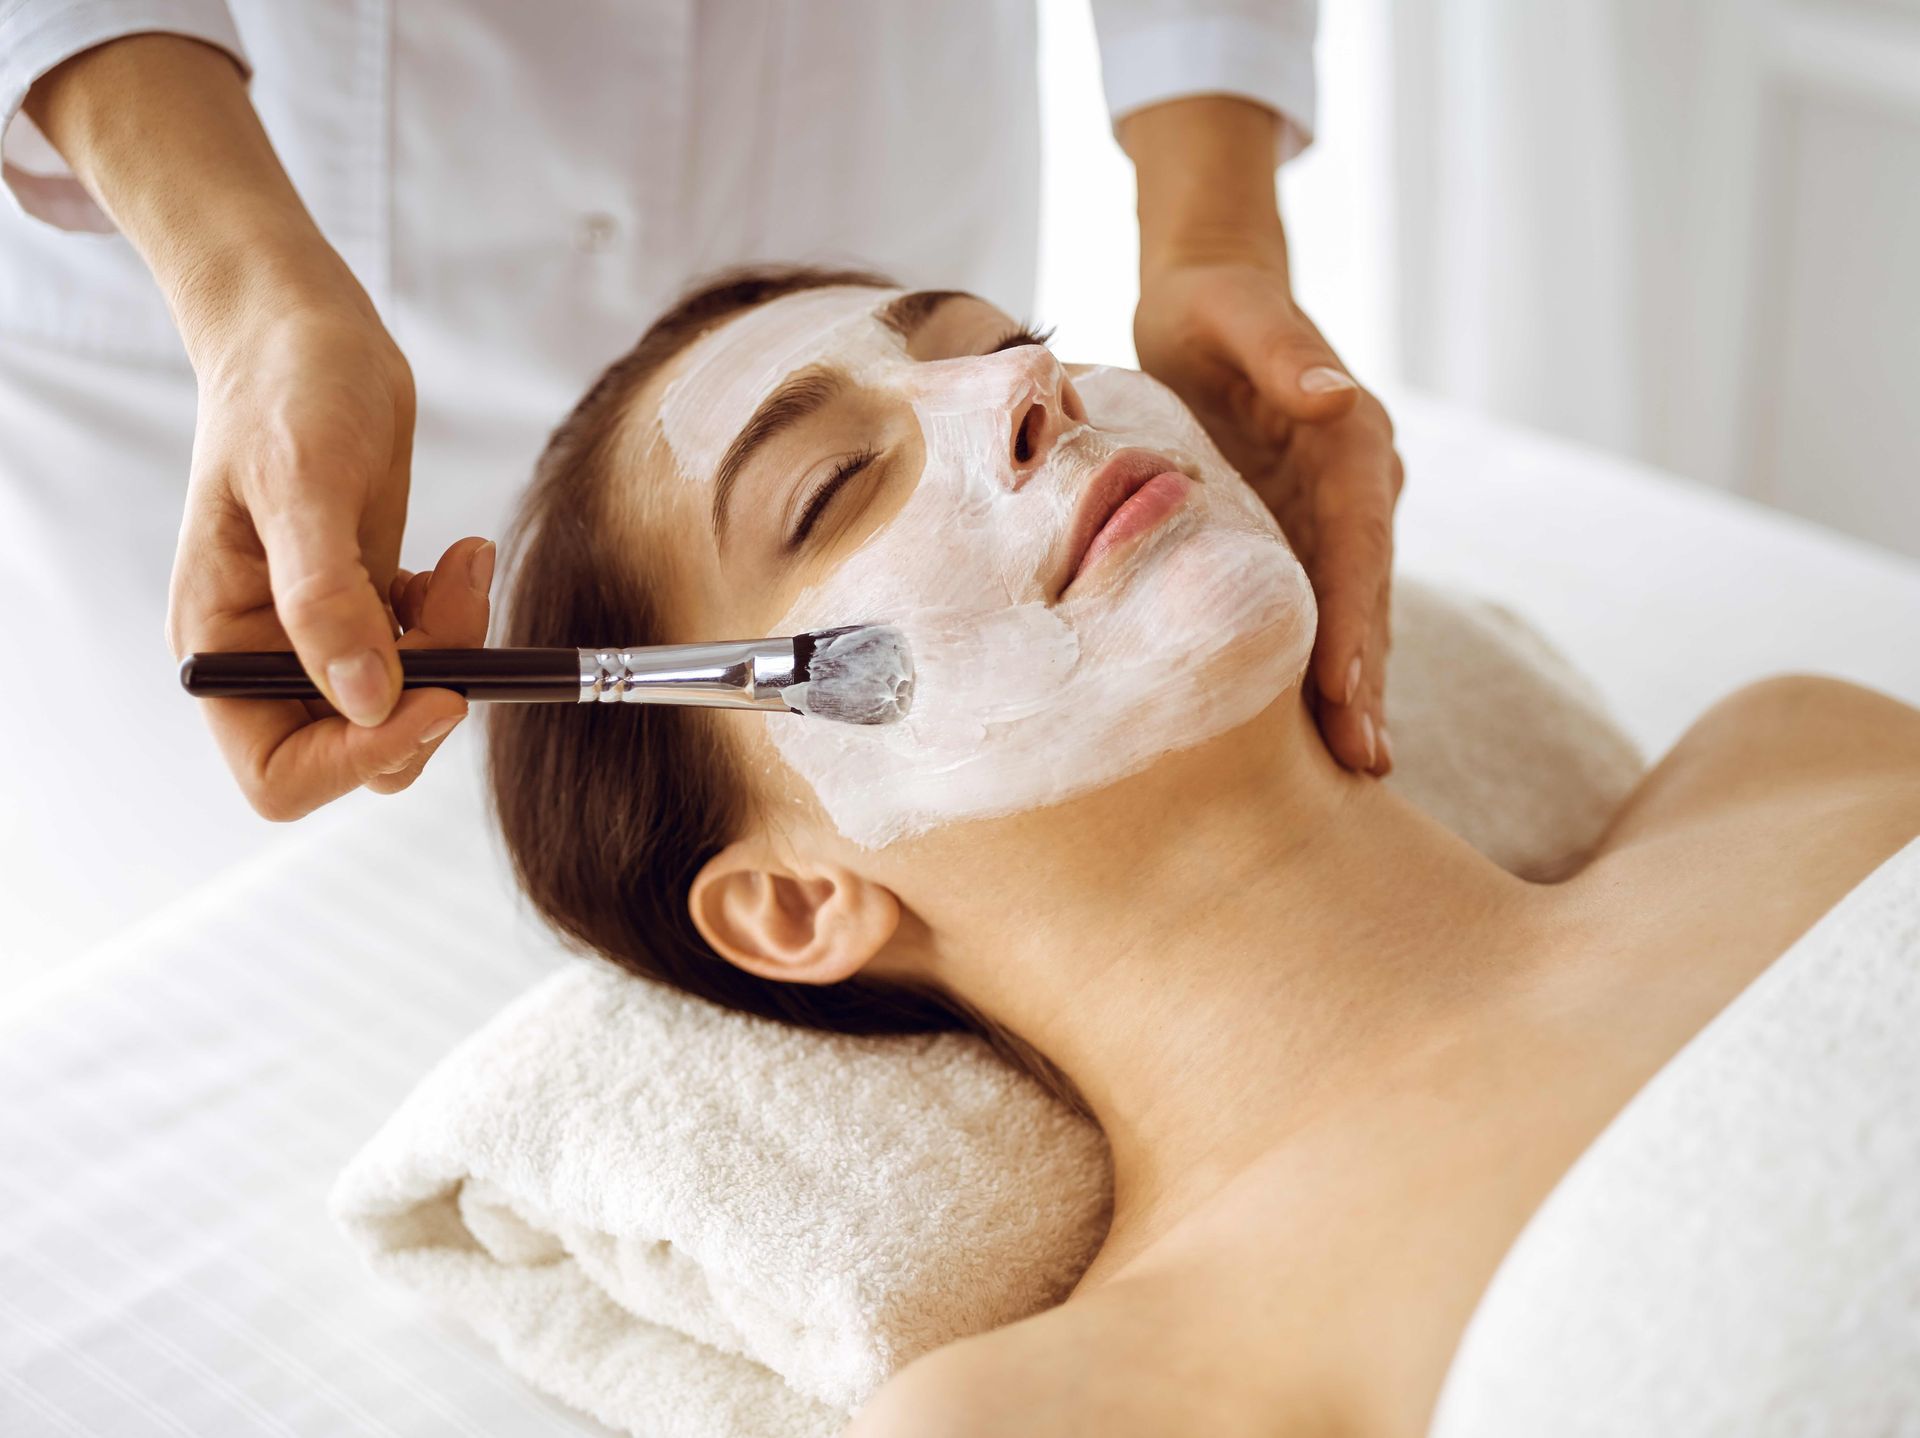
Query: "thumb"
257 499 401 728
1217 300 1361 426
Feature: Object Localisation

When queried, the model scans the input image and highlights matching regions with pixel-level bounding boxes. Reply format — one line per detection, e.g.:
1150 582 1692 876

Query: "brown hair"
485 264 1089 1119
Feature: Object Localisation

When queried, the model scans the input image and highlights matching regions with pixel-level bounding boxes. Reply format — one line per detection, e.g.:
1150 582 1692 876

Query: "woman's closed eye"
783 320 1052 551
986 323 1055 355
787 446 879 550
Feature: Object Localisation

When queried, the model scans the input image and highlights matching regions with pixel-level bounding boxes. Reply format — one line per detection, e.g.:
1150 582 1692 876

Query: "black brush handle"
179 648 581 702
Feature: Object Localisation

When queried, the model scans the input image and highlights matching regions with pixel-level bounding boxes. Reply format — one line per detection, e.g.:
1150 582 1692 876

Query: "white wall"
1743 2 1920 553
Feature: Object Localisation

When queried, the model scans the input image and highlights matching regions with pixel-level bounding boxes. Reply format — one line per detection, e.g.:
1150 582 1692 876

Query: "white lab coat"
0 0 1316 968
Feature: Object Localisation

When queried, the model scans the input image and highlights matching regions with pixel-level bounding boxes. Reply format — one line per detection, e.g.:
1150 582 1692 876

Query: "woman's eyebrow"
711 365 846 544
876 288 971 340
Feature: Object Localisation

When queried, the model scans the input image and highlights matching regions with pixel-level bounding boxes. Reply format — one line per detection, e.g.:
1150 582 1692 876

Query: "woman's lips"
1049 447 1197 601
1064 471 1192 593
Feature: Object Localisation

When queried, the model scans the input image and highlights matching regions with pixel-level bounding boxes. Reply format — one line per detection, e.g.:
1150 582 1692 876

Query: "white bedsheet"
2 748 611 1438
1387 390 1920 755
4 393 1919 1437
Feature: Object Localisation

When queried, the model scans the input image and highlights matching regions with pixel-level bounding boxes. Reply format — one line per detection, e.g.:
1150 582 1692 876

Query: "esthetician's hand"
166 294 493 818
1133 263 1401 776
27 35 489 819
1122 95 1401 777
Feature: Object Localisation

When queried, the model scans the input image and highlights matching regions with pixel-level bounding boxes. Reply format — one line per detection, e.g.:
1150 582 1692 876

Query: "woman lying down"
390 266 1919 1435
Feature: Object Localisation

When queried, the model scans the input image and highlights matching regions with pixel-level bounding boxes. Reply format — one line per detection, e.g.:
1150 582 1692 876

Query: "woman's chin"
1073 521 1317 688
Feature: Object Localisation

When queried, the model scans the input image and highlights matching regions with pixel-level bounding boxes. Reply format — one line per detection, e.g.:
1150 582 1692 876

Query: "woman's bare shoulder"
1682 673 1920 772
1593 674 1920 858
841 1278 1319 1438
836 1309 1086 1438
839 1298 1140 1438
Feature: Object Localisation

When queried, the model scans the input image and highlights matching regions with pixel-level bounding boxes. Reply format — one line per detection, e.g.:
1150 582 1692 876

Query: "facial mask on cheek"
770 363 1317 848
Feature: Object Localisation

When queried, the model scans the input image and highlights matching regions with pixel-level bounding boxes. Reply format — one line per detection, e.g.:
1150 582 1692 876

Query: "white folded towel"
330 575 1646 1436
1430 833 1920 1435
330 963 1110 1435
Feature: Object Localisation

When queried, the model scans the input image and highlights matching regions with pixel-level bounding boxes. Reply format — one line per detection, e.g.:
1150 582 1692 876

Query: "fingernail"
1378 724 1394 770
418 713 462 746
1361 711 1378 769
1300 365 1356 395
469 541 496 593
1345 656 1362 705
327 649 392 727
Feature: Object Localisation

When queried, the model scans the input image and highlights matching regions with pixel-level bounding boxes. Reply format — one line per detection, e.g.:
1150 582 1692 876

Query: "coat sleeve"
1088 0 1318 162
0 0 250 231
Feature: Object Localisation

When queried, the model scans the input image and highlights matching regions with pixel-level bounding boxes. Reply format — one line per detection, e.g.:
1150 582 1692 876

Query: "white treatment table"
4 392 1919 1437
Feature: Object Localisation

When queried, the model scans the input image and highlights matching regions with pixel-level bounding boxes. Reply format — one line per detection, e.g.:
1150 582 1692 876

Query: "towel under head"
334 960 1110 1429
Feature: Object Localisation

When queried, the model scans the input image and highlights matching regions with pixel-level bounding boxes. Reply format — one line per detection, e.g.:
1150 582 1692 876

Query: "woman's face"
636 285 1316 849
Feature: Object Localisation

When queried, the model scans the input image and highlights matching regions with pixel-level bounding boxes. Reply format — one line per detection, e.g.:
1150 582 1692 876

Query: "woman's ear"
689 839 901 985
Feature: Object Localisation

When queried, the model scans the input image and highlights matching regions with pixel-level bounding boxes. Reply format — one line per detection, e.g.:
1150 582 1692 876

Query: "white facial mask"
659 289 1316 848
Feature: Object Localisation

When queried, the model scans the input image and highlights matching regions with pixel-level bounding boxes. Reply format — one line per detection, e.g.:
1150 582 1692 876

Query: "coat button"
573 212 619 254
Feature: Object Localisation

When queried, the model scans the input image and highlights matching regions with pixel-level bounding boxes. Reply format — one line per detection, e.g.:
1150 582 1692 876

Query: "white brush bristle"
786 625 915 725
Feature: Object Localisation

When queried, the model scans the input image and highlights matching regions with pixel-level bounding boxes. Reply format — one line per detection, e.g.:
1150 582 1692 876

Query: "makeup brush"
178 624 915 725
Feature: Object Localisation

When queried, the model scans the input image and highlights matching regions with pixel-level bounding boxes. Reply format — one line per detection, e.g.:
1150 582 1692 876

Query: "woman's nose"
1004 350 1088 481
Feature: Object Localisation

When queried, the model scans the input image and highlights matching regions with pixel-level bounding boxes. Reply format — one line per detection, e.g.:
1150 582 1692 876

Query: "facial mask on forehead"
704 290 1317 849
657 286 902 486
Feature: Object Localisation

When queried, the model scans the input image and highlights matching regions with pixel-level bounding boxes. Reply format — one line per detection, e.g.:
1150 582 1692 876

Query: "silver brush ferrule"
577 640 799 711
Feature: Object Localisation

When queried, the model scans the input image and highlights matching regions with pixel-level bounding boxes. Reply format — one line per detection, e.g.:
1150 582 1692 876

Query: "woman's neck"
924 689 1553 1258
